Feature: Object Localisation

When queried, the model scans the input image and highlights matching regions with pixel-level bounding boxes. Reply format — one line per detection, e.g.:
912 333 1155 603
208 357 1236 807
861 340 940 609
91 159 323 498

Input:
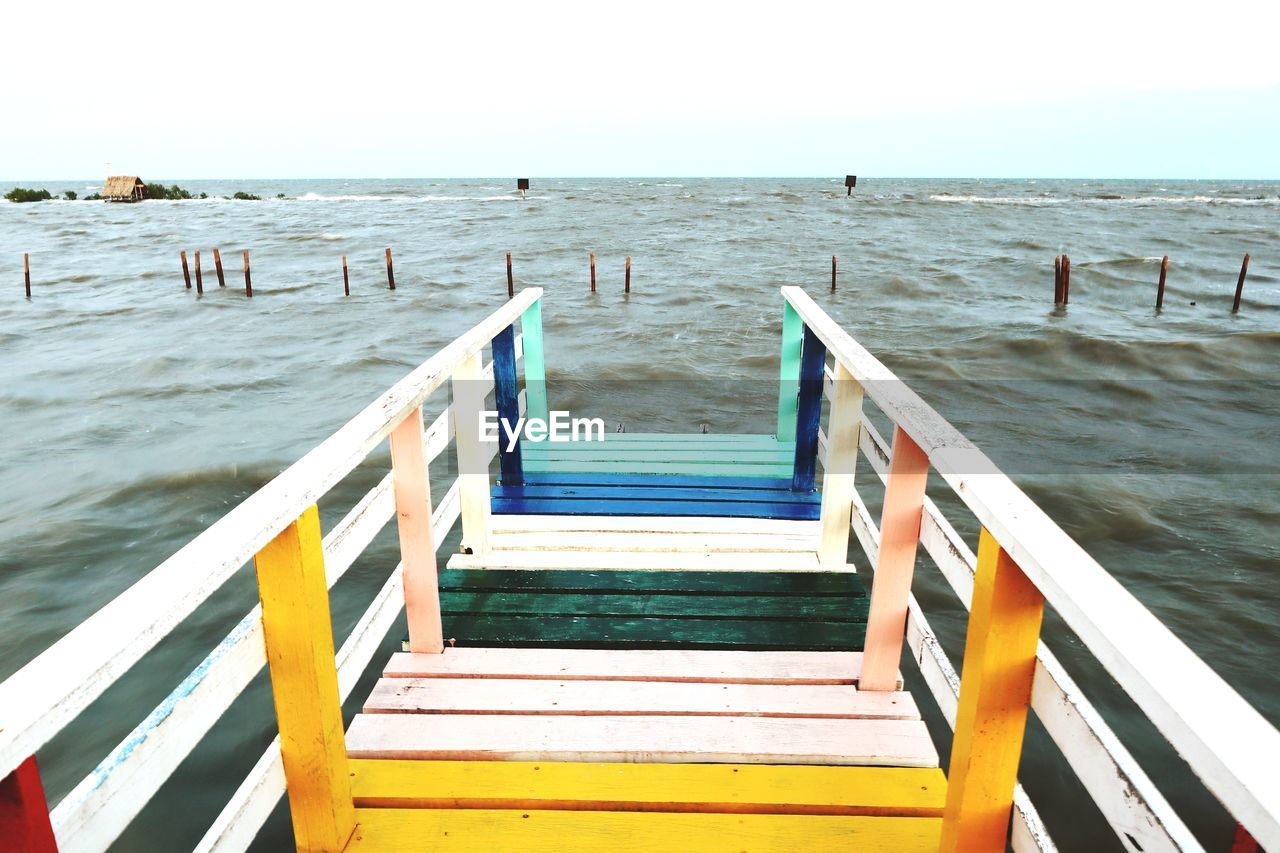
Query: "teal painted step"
520 433 795 477
437 569 869 651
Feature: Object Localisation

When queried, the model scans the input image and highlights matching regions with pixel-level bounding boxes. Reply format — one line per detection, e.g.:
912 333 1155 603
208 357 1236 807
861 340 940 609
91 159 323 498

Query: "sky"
3 0 1279 179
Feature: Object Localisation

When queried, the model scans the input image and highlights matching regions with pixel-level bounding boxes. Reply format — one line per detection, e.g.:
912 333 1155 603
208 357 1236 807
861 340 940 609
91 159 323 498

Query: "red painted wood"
0 756 58 852
1231 823 1262 853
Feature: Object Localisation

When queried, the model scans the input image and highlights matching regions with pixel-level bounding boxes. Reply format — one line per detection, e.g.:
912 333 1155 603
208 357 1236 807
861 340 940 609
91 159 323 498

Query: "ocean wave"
294 192 544 202
931 193 1280 206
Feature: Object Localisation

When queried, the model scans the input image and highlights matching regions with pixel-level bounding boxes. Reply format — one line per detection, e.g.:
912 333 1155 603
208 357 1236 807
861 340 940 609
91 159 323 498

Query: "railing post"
817 362 863 563
0 755 57 852
941 528 1045 852
453 351 492 554
791 325 825 491
859 425 929 690
389 405 444 654
492 325 524 486
776 300 803 442
254 506 355 852
520 300 549 424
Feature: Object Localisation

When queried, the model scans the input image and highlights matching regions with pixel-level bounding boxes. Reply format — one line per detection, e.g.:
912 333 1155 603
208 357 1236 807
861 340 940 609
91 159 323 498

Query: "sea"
1 177 1277 850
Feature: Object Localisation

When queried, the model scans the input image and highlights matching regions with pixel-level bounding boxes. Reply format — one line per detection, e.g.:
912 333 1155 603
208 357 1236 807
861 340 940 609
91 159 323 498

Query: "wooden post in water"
342 255 349 296
831 255 837 292
590 253 596 292
1156 256 1169 309
1061 255 1071 305
625 256 631 293
242 250 252 298
181 250 191 290
23 253 31 298
1053 256 1063 303
506 252 514 299
1233 253 1250 313
194 250 203 295
0 755 58 852
385 248 395 290
213 248 226 287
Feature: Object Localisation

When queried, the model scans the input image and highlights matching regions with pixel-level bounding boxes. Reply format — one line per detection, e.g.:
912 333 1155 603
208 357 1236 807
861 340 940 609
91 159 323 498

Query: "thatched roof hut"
103 176 145 202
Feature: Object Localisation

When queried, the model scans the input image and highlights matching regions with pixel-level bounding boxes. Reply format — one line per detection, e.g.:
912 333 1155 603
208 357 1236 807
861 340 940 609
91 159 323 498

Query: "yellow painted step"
349 760 946 817
345 808 942 852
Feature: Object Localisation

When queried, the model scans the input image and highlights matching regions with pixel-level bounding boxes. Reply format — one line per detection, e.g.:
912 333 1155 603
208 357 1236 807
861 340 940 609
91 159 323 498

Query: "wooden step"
348 759 947 816
344 714 938 766
488 529 817 553
344 808 941 852
447 550 825 572
364 679 919 719
489 515 820 536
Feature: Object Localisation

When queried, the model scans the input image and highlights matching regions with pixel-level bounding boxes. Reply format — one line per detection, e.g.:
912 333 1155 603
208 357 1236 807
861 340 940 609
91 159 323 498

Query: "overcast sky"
4 1 1278 179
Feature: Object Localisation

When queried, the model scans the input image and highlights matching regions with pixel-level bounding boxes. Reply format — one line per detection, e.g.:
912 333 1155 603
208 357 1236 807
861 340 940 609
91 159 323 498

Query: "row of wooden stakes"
506 252 634 298
1055 252 1255 312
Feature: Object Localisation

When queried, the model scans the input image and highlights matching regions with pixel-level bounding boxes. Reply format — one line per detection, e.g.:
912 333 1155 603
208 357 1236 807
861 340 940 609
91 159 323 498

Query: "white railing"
785 283 1279 851
0 288 542 851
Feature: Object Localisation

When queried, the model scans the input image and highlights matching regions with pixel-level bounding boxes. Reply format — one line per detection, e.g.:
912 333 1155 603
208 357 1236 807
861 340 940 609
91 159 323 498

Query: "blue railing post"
492 325 524 486
791 325 825 491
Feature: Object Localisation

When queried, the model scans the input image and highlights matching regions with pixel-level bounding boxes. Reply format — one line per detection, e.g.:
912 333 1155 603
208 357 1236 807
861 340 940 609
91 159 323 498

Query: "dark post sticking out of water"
590 253 596 292
1054 256 1063 303
342 255 350 296
1156 256 1169 310
242 250 253 298
506 252 514 299
1233 254 1250 313
1061 255 1072 305
194 251 203 295
385 248 396 291
517 178 529 199
181 251 192 290
625 256 631 293
23 253 30 298
845 175 857 196
213 248 226 287
831 255 837 292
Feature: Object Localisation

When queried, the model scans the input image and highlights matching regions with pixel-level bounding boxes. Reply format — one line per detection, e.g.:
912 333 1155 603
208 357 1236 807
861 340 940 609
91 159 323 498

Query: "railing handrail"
781 284 1280 846
0 288 542 785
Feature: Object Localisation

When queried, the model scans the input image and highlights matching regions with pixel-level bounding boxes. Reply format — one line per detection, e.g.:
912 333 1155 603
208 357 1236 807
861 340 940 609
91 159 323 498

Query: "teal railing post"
776 300 802 441
520 299 549 424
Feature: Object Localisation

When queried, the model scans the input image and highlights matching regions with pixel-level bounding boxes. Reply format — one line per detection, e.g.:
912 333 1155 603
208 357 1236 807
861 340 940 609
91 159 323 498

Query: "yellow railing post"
389 405 444 653
859 425 929 691
255 505 355 852
817 362 864 564
452 351 492 554
940 527 1045 852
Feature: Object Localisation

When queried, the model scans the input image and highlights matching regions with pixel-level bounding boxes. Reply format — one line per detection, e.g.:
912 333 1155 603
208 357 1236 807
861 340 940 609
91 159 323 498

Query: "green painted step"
436 569 869 652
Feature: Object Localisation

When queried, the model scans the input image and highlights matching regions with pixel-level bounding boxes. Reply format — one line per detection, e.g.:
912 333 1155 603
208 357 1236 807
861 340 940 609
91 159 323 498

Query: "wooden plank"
860 426 930 692
518 472 795 489
489 530 817 554
818 361 864 563
783 285 1280 846
364 678 915 719
523 447 794 463
0 756 57 852
491 324 524 486
0 289 541 783
439 615 865 651
777 298 804 441
348 759 946 817
447 549 825 572
452 350 492 554
490 515 820 536
519 300 549 423
491 497 821 520
346 713 939 766
439 592 865 621
493 484 819 505
253 506 355 851
523 459 792 477
940 529 1045 852
384 648 872 685
389 406 443 654
792 325 826 491
345 808 941 852
438 568 864 595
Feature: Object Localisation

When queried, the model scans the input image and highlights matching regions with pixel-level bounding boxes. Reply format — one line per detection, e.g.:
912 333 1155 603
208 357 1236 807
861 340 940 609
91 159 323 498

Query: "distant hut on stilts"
103 176 146 203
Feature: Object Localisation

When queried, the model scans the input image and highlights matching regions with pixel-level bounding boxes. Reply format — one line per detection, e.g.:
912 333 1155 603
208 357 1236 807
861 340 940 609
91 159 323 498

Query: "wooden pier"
1 286 1278 851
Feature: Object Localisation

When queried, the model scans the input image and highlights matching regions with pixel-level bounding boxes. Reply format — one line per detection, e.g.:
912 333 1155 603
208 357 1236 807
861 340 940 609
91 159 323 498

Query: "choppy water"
1 178 1277 851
